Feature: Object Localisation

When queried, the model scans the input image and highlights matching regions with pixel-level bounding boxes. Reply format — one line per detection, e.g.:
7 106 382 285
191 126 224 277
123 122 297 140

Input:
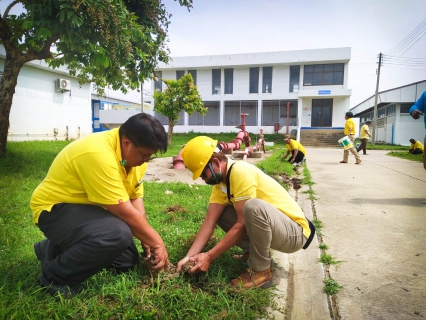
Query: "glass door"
311 99 332 127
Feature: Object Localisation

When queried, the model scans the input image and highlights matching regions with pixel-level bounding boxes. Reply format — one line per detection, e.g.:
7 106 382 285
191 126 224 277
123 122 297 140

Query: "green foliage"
318 253 342 266
153 74 205 144
0 140 275 319
318 243 329 250
312 219 323 236
323 278 343 296
1 0 193 93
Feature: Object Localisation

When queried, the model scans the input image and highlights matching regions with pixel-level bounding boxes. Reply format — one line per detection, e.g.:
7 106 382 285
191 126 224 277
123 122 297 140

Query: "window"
303 63 344 86
262 67 272 93
386 104 396 116
289 65 300 92
224 100 258 126
400 103 412 113
212 69 221 95
224 68 233 94
261 100 298 126
154 71 162 91
249 67 259 93
188 101 220 126
188 70 197 86
378 107 386 118
176 70 185 80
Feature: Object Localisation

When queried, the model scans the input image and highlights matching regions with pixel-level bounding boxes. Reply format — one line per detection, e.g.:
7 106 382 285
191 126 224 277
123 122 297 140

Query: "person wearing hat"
341 111 361 164
30 113 169 298
175 136 315 289
356 121 371 155
282 134 307 165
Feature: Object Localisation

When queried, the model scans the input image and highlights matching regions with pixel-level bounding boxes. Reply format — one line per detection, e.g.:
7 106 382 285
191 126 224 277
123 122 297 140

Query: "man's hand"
176 256 190 272
150 245 169 270
141 242 151 259
411 110 423 120
188 252 212 274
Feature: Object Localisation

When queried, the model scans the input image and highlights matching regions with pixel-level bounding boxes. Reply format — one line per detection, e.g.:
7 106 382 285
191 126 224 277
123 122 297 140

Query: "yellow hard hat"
182 136 218 180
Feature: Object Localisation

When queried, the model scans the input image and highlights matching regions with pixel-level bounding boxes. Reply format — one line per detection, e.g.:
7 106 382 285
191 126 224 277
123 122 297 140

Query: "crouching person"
30 113 169 298
176 136 315 289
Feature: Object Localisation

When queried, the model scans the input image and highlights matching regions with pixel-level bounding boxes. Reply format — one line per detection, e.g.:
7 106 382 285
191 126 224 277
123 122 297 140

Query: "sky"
1 0 425 108
160 0 426 107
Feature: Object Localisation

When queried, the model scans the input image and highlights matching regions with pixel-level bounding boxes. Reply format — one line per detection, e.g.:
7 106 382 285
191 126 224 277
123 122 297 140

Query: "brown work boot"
355 160 362 164
230 267 272 289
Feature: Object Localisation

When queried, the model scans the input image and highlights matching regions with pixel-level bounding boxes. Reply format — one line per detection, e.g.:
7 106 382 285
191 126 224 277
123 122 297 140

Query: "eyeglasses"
132 142 157 162
200 162 212 179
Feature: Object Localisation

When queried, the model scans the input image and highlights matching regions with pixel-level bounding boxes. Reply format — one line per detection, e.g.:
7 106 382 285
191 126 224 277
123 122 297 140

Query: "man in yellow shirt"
408 138 424 154
282 134 307 166
31 113 169 298
356 121 371 155
175 136 315 289
340 112 361 164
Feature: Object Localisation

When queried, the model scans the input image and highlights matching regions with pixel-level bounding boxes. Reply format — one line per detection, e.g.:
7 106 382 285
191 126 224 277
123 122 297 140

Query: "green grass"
323 279 343 296
0 139 282 319
353 139 409 151
386 151 424 162
318 253 343 266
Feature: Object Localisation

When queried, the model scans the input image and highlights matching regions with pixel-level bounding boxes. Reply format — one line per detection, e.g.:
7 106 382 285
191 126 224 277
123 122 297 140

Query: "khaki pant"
343 135 361 162
217 199 306 271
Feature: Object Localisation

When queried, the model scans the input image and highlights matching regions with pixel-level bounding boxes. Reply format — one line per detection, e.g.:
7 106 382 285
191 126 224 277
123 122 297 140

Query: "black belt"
303 218 316 250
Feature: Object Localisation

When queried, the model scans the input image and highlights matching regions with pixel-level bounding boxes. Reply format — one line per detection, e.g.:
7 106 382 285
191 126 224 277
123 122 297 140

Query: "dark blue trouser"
37 203 139 286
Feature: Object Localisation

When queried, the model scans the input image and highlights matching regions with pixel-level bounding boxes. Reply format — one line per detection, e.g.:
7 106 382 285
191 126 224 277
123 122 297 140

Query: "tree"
153 73 206 145
0 0 193 158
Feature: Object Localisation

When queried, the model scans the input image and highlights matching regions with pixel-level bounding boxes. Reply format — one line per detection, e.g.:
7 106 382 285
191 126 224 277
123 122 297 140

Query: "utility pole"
371 52 382 145
140 82 144 111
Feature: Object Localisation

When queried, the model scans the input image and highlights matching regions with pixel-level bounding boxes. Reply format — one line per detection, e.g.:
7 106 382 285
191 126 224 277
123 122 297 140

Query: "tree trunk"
0 56 25 158
167 118 174 145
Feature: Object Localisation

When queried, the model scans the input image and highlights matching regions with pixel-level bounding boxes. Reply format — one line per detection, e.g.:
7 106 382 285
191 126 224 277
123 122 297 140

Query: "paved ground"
288 147 426 320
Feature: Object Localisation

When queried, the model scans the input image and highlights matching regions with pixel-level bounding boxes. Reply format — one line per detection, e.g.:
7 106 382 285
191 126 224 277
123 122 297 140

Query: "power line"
385 18 426 56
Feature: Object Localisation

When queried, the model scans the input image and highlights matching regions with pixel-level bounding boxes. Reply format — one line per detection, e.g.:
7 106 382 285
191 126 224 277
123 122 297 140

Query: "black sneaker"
38 274 82 298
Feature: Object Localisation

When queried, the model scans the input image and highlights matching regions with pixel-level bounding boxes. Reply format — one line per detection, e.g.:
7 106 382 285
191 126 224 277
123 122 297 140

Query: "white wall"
7 63 92 141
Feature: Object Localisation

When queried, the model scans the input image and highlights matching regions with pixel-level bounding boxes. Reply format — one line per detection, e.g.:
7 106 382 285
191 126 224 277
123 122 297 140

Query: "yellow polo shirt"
30 128 146 224
285 140 307 155
360 124 371 139
410 141 424 151
344 118 356 135
209 160 311 239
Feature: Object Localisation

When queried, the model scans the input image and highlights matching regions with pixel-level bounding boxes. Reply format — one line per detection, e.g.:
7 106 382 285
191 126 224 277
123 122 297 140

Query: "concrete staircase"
300 129 345 147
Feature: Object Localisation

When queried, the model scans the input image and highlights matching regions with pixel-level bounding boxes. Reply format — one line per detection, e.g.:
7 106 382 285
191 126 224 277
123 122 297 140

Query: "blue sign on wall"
318 90 331 95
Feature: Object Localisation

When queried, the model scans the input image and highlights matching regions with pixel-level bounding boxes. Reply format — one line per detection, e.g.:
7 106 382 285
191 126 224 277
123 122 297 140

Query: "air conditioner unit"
56 79 71 91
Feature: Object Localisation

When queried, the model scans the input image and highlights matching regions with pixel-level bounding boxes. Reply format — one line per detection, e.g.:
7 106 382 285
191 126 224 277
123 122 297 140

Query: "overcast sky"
1 0 425 108
161 0 426 107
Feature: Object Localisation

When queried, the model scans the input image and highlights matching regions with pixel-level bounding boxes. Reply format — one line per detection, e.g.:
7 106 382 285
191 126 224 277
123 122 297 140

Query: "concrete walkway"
280 148 426 320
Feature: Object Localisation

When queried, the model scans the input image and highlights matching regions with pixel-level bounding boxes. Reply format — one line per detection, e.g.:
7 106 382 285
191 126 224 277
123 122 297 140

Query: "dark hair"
365 121 371 124
345 112 353 118
119 113 167 153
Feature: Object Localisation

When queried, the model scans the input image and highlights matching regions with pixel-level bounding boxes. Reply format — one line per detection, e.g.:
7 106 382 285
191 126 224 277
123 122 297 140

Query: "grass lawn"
0 135 294 319
353 139 423 162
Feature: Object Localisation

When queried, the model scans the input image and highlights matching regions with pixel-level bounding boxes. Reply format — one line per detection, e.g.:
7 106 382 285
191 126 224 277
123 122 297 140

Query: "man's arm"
290 148 299 163
410 91 426 119
105 200 168 269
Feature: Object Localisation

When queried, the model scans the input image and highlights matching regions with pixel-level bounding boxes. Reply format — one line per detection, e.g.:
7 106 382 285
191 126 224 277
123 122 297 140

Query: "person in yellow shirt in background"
356 121 371 155
408 138 424 154
175 136 315 289
340 112 361 164
30 113 169 298
282 134 307 166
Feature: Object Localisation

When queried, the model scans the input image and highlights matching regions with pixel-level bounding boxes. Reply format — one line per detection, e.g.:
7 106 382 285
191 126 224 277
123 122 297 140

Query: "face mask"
205 162 223 185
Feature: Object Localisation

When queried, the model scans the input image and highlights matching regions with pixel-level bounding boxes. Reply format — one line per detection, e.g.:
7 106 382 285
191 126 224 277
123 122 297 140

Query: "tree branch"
3 1 19 18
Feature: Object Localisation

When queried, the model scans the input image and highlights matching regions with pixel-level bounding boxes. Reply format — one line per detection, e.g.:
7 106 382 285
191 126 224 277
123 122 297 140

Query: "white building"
349 80 425 146
1 45 150 141
152 47 352 141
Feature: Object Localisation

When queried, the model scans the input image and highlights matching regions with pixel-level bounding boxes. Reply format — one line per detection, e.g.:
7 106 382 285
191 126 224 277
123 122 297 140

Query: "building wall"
153 48 352 134
5 62 92 141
